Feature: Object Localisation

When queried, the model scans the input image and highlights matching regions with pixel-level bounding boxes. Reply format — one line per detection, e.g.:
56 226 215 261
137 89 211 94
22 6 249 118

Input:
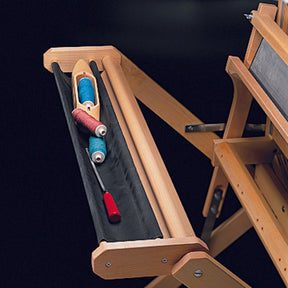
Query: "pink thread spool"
72 108 107 137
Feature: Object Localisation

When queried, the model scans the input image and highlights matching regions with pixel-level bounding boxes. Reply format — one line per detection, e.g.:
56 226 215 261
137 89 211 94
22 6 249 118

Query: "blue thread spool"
78 77 95 108
89 136 107 164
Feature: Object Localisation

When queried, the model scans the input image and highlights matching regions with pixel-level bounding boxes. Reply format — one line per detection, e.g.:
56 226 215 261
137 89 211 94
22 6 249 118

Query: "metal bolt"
105 262 112 268
161 258 168 263
214 189 223 201
210 205 218 215
194 269 203 278
244 13 253 20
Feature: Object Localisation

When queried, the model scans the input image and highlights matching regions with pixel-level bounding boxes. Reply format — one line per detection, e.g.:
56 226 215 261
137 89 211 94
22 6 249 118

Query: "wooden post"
203 63 253 217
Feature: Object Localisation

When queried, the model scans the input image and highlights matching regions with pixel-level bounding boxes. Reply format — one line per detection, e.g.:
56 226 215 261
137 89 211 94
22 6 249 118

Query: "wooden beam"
145 276 181 288
92 237 208 279
271 125 288 159
282 4 288 34
121 54 219 160
212 137 276 167
43 46 121 73
209 208 252 258
254 164 288 239
215 141 288 286
277 1 285 28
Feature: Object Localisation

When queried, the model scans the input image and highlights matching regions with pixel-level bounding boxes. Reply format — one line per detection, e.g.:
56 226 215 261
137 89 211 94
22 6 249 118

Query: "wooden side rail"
102 55 194 239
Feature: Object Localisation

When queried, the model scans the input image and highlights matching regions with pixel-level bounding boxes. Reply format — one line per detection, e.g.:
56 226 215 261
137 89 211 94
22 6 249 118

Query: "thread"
78 77 95 108
89 136 107 164
72 108 107 137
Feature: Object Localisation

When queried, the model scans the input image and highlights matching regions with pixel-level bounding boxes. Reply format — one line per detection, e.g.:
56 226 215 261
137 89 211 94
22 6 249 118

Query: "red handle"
103 192 121 223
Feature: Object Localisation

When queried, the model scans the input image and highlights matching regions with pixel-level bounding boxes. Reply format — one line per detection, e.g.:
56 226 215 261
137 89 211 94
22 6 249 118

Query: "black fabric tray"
52 61 163 244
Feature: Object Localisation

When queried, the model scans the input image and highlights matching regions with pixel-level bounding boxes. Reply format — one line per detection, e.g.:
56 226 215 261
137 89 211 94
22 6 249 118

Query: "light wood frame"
43 2 288 287
43 48 250 287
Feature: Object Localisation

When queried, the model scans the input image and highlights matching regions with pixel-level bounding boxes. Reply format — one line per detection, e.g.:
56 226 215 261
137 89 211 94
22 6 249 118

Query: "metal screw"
161 258 168 263
194 269 203 278
105 262 112 268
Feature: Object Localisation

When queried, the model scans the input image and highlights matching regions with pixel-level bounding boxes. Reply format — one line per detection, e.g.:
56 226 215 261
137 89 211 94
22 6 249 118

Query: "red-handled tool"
85 148 121 223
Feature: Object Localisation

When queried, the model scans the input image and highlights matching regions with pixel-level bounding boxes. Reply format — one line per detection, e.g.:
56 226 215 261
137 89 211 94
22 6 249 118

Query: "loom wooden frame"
43 2 288 287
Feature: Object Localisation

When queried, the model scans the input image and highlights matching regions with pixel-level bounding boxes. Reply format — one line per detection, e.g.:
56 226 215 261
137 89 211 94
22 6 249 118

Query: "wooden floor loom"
43 2 288 287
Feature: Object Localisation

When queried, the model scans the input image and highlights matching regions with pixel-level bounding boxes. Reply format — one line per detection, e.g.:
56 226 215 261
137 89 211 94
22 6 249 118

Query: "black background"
1 0 285 287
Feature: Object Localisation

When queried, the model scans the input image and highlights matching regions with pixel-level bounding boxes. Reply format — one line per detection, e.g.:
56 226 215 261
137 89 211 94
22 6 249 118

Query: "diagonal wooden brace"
172 251 251 288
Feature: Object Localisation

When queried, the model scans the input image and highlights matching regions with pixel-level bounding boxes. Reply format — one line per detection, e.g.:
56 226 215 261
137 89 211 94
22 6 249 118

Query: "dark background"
1 0 285 287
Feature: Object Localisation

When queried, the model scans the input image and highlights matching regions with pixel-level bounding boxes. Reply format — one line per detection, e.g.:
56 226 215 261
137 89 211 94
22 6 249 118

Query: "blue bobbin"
78 77 95 108
89 136 107 164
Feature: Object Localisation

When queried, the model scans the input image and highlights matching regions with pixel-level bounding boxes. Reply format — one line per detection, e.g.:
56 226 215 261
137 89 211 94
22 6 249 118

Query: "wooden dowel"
102 56 194 238
101 71 171 238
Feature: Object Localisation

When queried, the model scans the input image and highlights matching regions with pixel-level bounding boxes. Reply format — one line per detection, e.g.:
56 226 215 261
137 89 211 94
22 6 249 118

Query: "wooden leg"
145 276 181 288
203 167 228 217
146 208 253 288
172 251 251 288
203 70 253 217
